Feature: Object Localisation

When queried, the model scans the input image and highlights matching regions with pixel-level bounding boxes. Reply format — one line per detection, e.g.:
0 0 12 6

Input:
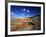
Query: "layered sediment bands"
11 15 41 31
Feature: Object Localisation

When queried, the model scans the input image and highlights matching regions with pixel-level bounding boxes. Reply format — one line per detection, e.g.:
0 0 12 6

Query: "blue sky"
11 5 41 18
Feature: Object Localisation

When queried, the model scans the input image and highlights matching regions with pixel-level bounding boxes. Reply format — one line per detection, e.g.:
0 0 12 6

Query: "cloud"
27 10 30 13
11 12 14 15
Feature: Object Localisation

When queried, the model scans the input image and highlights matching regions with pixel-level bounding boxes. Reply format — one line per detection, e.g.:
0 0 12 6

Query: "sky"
11 5 41 18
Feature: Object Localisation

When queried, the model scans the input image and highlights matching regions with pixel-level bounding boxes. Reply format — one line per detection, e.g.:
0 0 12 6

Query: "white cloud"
11 12 15 15
22 8 26 11
27 10 30 13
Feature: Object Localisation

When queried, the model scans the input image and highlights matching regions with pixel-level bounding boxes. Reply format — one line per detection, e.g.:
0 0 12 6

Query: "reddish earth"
11 18 33 31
